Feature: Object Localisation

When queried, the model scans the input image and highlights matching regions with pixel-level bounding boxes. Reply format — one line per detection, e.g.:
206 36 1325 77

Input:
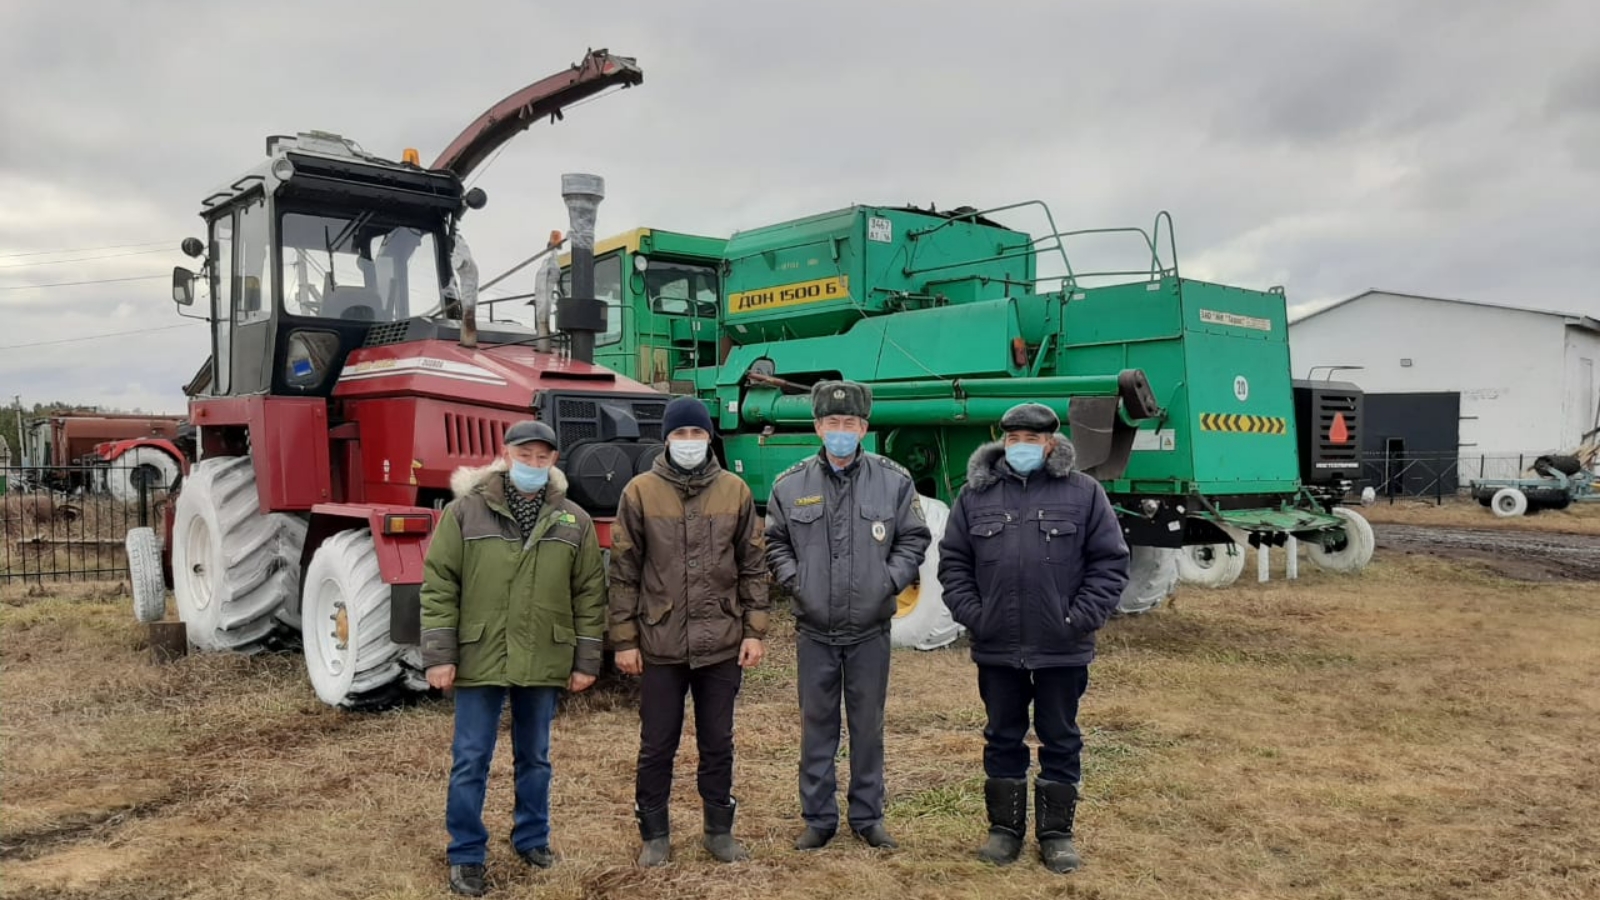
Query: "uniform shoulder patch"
869 453 912 479
772 458 810 486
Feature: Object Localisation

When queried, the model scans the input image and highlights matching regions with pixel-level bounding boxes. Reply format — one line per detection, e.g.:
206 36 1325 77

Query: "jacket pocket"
643 593 673 626
532 536 577 611
548 622 577 679
784 504 827 624
967 514 1008 565
457 621 487 674
1036 514 1081 566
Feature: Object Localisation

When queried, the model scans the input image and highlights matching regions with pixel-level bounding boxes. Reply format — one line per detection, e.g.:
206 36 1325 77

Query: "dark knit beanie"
661 396 715 437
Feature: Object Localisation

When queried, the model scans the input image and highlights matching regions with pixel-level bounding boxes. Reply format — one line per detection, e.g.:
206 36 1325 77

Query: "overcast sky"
2 0 1597 414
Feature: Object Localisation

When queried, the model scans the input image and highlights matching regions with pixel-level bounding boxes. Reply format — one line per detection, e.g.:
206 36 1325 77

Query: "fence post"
138 467 149 529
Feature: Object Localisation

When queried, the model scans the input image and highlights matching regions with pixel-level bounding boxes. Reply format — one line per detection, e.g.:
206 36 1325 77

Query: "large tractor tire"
890 495 963 651
108 447 181 504
1306 507 1375 573
1117 546 1180 616
171 457 307 653
1175 540 1246 588
301 528 411 709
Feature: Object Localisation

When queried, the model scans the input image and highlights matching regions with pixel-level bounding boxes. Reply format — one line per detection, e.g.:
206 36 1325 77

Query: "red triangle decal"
1330 412 1350 444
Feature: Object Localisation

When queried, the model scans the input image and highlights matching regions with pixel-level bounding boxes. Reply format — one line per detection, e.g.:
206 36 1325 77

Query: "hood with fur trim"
964 433 1076 491
449 457 570 500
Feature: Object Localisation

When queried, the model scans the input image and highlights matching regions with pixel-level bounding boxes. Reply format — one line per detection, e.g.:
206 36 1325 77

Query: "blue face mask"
509 460 550 493
1005 442 1045 474
822 430 861 458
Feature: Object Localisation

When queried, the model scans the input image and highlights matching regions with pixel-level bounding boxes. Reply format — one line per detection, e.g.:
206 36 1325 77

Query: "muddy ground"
1374 523 1600 582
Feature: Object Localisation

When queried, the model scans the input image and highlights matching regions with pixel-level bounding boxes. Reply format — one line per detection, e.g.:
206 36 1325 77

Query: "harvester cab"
156 50 664 710
171 130 484 400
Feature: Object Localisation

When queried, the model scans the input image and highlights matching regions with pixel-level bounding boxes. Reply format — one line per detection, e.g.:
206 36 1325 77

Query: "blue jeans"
446 685 560 865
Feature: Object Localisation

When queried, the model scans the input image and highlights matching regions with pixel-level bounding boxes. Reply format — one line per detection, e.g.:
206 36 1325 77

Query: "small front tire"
301 528 409 709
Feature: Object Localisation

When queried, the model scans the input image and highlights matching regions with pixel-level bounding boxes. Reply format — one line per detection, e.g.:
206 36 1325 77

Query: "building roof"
1289 289 1600 334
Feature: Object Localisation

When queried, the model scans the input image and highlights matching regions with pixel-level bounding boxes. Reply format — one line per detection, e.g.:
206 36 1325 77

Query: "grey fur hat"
811 380 873 419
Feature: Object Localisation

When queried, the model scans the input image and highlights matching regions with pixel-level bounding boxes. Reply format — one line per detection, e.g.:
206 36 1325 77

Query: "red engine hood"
332 340 660 408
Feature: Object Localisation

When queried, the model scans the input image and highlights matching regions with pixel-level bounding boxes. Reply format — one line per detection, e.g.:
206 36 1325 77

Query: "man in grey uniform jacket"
765 379 932 852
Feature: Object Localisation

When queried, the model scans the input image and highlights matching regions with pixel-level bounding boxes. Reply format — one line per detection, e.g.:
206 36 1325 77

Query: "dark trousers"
636 658 743 811
977 664 1089 785
796 630 891 831
446 685 560 865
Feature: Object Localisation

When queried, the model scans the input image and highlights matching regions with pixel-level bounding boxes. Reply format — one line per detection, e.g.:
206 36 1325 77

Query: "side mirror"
180 237 206 258
464 187 487 211
172 267 196 306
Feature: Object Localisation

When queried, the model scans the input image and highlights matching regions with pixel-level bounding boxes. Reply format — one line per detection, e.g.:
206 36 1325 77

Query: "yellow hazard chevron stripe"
1199 413 1288 434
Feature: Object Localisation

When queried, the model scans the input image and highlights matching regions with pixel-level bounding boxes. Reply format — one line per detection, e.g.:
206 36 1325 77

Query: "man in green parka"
420 420 607 897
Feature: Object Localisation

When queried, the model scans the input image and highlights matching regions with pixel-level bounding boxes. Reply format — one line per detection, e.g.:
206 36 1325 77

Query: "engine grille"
363 321 412 347
443 413 506 458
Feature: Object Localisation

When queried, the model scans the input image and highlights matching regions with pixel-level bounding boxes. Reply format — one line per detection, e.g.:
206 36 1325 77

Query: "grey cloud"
3 0 1599 410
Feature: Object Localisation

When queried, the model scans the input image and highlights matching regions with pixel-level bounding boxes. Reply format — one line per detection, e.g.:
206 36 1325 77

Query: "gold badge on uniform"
872 521 887 542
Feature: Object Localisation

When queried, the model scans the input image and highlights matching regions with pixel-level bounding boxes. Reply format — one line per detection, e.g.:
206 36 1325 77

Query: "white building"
1289 290 1600 476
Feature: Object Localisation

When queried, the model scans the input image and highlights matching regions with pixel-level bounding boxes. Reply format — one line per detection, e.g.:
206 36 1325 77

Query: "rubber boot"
701 798 750 863
976 777 1028 866
635 804 671 867
1034 778 1082 873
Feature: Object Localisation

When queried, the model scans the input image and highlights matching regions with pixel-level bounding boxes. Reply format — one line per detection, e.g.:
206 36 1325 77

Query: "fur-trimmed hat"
811 380 873 419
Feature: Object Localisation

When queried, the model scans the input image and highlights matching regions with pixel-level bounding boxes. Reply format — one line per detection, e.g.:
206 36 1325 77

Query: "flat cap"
999 402 1059 434
504 419 558 448
811 380 873 420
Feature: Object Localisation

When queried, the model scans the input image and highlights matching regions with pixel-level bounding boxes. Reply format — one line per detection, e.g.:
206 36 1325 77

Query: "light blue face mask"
1005 442 1045 474
822 430 861 458
509 460 550 492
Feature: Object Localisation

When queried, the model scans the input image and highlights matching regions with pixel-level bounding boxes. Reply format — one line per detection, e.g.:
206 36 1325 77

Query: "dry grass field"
3 545 1598 900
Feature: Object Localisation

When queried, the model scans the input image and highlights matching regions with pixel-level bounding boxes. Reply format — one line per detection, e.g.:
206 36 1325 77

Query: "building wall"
1289 293 1568 455
1562 327 1600 446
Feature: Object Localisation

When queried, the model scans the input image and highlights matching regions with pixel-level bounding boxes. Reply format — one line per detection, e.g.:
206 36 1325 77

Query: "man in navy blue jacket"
936 402 1130 873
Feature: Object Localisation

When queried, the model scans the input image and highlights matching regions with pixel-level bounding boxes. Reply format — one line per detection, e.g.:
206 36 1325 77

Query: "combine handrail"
902 202 1182 292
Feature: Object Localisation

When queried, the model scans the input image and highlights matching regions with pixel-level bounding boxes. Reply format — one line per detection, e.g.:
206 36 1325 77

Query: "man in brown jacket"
608 396 771 867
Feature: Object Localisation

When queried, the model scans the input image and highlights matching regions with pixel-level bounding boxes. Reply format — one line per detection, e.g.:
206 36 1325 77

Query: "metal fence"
1 460 167 583
1359 451 1564 504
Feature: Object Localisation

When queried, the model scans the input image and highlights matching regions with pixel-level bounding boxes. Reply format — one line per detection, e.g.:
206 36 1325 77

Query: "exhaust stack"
557 173 605 364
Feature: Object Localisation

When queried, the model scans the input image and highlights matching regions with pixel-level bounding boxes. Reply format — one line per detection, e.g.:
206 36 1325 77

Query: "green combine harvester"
552 201 1372 643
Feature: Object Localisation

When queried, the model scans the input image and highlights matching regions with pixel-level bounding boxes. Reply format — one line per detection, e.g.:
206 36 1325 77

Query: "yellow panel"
557 228 650 267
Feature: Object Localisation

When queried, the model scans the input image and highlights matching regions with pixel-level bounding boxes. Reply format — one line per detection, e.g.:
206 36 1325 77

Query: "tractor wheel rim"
183 515 214 611
313 582 348 678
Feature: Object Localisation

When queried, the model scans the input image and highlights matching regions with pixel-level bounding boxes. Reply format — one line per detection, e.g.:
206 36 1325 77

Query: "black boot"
448 863 487 896
977 777 1028 865
635 804 671 867
702 798 750 862
1034 778 1082 873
